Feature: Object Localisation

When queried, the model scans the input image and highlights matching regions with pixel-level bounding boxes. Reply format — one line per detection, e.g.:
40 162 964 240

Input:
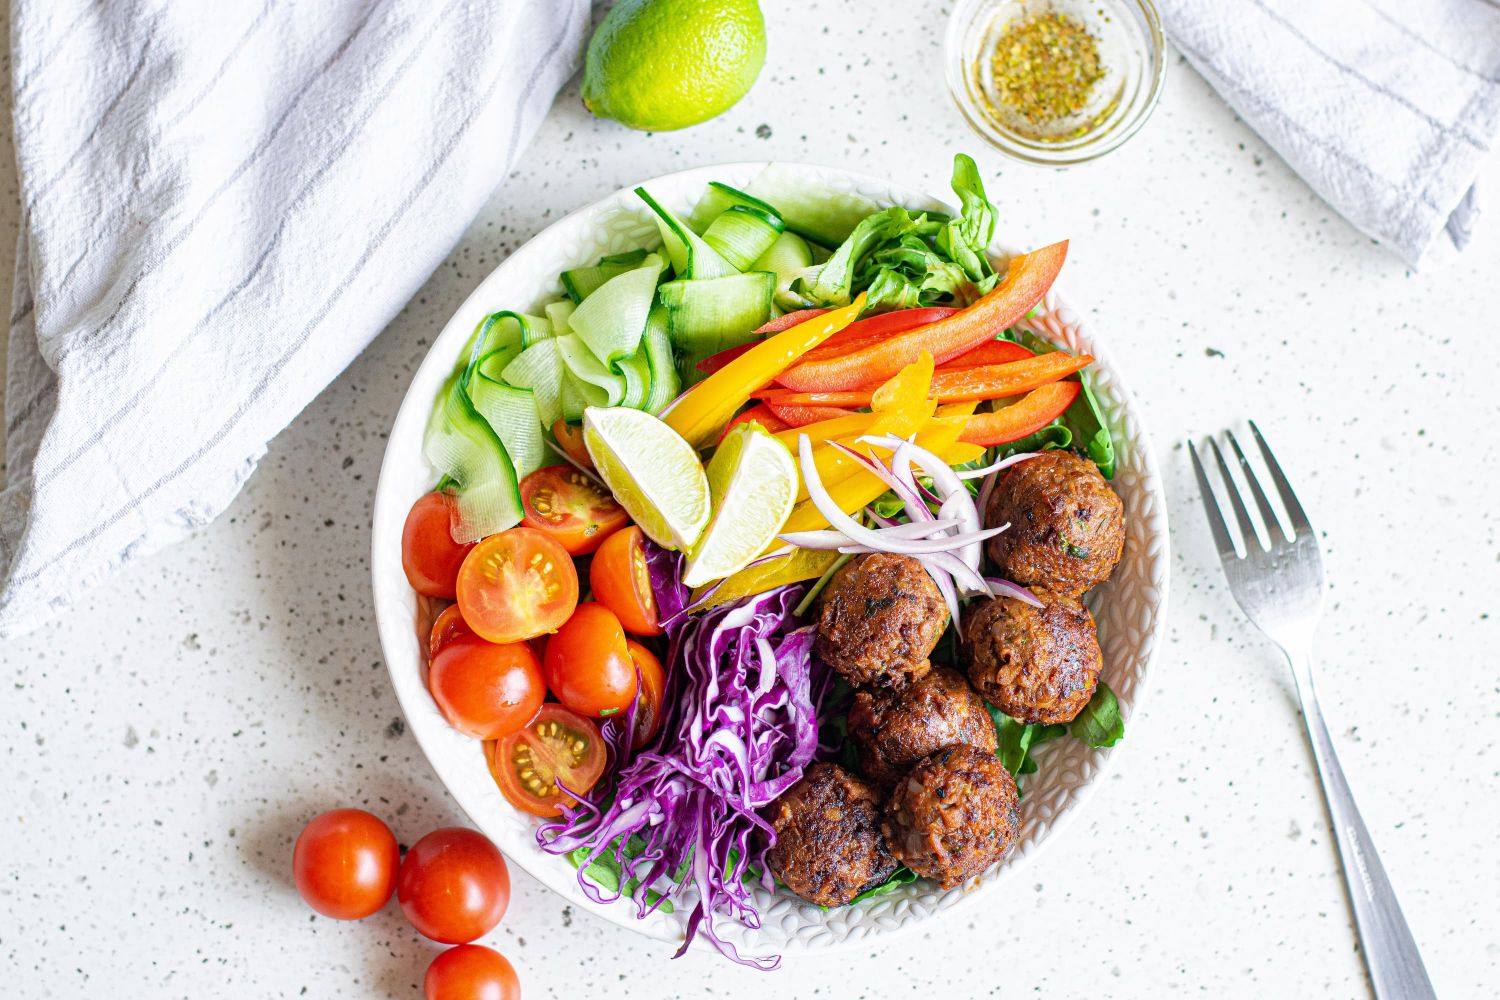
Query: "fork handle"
1289 655 1437 999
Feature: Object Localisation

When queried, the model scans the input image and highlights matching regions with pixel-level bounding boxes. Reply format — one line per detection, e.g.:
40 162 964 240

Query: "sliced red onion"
827 441 932 522
544 437 607 490
862 433 984 572
958 451 1040 481
925 561 962 628
779 519 961 550
921 549 992 595
984 577 1046 608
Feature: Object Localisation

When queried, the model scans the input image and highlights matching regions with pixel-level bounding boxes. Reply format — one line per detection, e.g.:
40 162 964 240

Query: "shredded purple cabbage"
536 540 821 970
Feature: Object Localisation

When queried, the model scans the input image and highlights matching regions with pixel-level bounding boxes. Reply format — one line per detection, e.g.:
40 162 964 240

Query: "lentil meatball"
963 588 1102 725
984 450 1124 596
765 763 898 907
881 745 1020 888
815 552 947 691
847 664 997 787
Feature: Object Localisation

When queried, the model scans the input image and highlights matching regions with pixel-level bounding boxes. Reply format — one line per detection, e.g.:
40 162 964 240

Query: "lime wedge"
682 422 798 588
583 406 710 551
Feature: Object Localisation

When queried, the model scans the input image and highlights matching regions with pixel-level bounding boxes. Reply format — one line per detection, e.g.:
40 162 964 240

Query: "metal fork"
1189 421 1436 1000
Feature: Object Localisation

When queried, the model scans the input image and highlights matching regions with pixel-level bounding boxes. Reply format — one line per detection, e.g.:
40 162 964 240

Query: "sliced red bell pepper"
718 403 789 443
696 340 759 376
765 402 858 427
958 381 1080 447
759 351 1093 409
775 240 1068 392
941 338 1033 368
789 307 961 371
754 308 829 334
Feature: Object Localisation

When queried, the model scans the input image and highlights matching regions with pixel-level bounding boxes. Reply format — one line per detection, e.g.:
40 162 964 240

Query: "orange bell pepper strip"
717 403 788 443
759 351 1093 409
765 402 858 427
665 294 866 448
774 240 1067 392
958 381 1081 447
940 338 1033 368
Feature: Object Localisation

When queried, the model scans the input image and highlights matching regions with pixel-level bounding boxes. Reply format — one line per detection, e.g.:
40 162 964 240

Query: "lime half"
583 406 710 551
682 421 797 588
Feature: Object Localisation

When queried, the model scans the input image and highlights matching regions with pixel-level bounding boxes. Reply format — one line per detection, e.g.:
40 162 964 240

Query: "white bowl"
371 162 1170 958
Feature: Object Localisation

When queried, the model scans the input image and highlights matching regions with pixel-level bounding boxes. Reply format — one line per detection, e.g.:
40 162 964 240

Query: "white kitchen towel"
0 0 590 636
1161 0 1500 265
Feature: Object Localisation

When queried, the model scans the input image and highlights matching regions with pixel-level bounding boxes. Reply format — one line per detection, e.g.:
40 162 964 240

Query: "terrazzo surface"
2 3 1498 997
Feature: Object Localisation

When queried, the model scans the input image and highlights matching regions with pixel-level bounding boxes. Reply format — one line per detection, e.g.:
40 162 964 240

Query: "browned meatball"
765 763 898 907
985 450 1124 596
815 552 946 691
963 588 1101 724
881 745 1020 888
847 664 997 786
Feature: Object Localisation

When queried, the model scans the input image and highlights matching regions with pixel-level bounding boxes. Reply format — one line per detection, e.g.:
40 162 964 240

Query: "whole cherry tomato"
424 944 520 1000
429 636 544 740
402 493 474 599
543 603 636 718
292 808 399 920
396 828 510 944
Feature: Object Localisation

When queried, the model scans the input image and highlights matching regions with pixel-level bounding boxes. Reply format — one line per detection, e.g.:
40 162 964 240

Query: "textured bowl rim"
370 160 1170 959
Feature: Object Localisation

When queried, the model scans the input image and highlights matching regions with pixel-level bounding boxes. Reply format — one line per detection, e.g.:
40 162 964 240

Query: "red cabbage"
537 540 821 970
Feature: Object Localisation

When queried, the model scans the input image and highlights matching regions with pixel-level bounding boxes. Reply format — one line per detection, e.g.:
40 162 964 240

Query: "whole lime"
581 0 767 132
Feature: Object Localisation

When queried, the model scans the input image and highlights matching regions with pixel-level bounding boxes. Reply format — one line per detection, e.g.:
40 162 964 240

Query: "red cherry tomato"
551 419 594 471
490 705 606 817
429 604 474 658
589 526 662 636
424 945 520 1000
292 808 399 920
543 603 636 718
396 828 511 944
429 636 545 740
626 640 667 750
456 527 578 644
402 493 475 599
519 465 628 555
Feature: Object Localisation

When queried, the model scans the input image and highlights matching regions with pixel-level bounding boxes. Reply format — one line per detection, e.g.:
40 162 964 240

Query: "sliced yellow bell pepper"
690 546 840 610
666 293 866 449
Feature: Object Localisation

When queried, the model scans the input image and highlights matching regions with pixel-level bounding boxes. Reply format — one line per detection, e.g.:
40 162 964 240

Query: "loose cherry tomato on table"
403 493 474 599
491 705 606 817
429 604 474 657
424 944 520 1000
589 526 662 636
544 603 637 718
292 808 399 920
429 636 544 740
519 465 628 555
550 418 594 471
396 827 511 944
456 527 578 644
626 640 667 750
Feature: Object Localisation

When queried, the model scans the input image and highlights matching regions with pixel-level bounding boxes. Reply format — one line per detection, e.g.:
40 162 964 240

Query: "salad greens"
1000 326 1116 478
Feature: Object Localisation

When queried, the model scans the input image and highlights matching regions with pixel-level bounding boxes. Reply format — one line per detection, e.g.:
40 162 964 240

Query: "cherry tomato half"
403 493 475 599
626 640 667 750
519 465 628 555
396 827 511 944
456 527 578 644
424 944 520 1000
429 604 474 658
589 526 662 636
551 419 594 471
544 603 636 718
292 808 399 920
491 705 606 817
429 636 545 740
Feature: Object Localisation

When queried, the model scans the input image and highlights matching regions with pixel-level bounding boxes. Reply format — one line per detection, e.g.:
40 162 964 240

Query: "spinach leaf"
566 835 676 913
1001 419 1072 458
1070 681 1124 748
843 865 918 907
988 706 1067 778
998 328 1116 479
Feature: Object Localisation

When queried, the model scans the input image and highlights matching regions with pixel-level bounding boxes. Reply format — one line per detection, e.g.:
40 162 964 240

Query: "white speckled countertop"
3 4 1498 998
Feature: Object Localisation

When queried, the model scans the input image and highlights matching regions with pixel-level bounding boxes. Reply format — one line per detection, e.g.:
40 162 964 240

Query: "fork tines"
1189 420 1313 559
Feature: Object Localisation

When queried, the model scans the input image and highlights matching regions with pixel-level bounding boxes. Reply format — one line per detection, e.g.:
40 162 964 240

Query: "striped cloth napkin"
0 1 589 636
1162 0 1500 265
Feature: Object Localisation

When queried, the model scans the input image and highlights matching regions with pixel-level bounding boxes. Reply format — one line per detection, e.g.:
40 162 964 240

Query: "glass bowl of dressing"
945 0 1166 165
